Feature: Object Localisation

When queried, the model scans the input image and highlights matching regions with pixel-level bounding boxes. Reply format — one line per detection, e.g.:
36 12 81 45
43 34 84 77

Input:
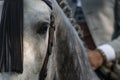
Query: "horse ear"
0 0 23 73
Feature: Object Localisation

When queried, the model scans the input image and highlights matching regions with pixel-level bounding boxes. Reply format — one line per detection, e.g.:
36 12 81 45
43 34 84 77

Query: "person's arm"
97 0 120 62
88 0 120 70
89 36 120 69
108 37 120 60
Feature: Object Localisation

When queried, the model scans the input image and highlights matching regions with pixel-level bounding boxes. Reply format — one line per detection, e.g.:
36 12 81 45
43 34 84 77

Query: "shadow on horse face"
0 0 52 80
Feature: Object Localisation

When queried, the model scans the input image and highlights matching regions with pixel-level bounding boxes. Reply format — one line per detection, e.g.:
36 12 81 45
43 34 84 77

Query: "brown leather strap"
79 22 96 50
39 14 55 80
74 7 96 50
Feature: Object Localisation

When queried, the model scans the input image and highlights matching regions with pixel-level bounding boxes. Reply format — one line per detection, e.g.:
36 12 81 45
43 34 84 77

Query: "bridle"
39 0 55 80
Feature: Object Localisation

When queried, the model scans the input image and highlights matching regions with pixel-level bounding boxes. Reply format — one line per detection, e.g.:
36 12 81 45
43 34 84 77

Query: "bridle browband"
39 0 55 80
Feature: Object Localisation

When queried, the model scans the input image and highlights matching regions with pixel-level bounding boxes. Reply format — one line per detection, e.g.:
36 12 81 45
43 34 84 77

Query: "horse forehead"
24 0 51 23
25 0 51 14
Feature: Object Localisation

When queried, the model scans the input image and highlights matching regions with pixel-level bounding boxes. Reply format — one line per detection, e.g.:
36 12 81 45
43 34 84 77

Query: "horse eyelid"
36 22 49 34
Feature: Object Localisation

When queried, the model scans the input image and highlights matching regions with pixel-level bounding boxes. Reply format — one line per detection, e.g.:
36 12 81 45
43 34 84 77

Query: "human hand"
88 50 105 70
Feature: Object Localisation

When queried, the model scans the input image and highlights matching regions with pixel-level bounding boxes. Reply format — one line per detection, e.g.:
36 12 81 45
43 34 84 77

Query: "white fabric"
97 44 116 62
77 0 82 7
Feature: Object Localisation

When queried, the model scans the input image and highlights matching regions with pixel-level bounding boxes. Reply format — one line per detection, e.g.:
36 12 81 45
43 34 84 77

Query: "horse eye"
37 23 49 34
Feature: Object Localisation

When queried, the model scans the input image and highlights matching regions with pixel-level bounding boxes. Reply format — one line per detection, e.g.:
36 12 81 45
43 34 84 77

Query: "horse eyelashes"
36 23 49 35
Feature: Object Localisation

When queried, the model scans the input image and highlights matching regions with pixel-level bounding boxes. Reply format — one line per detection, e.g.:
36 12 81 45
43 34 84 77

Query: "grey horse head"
0 0 100 80
0 0 52 80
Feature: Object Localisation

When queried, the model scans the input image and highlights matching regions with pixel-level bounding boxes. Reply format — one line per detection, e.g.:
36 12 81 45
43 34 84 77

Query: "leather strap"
39 14 55 80
42 0 52 10
79 22 96 50
74 7 96 50
39 1 54 80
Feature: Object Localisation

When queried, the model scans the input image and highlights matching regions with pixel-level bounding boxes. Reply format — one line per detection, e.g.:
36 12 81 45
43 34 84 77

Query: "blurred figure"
68 0 120 79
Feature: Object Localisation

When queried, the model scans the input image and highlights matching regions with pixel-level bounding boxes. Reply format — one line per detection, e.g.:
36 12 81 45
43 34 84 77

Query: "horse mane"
56 0 82 37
